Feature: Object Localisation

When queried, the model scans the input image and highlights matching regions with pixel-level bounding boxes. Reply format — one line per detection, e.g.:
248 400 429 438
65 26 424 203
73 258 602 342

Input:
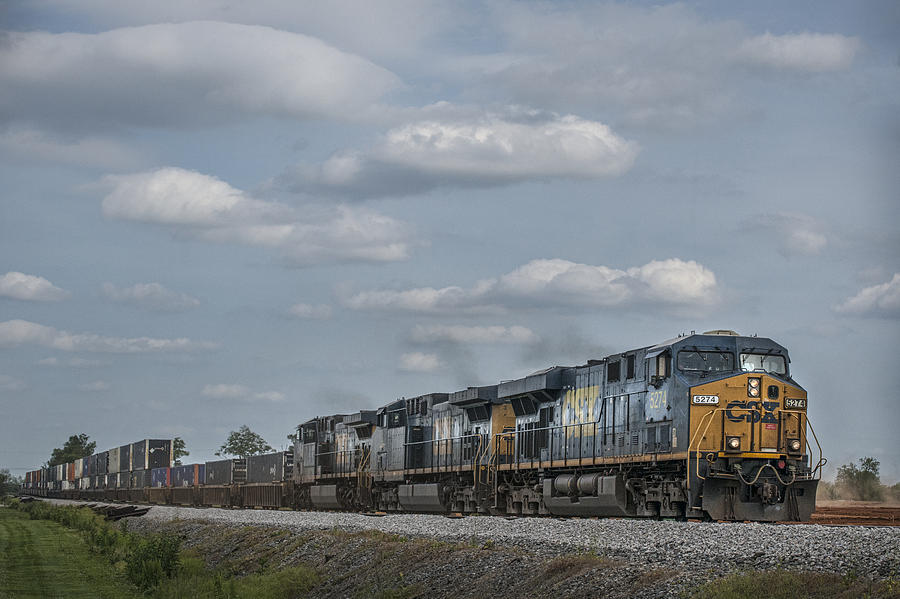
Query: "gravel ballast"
49 499 900 579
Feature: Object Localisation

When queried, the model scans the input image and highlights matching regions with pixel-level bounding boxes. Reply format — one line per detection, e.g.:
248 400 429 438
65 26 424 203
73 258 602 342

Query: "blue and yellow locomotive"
295 330 822 521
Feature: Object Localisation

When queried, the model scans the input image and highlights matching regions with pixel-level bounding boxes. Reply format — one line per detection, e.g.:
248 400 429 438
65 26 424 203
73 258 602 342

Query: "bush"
126 533 182 590
835 457 884 501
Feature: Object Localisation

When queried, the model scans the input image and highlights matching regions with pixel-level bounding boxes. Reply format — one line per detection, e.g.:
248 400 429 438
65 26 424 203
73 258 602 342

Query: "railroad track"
808 505 900 527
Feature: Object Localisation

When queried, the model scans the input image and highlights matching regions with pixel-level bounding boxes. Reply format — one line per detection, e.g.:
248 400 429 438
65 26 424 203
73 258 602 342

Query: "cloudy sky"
1 1 897 480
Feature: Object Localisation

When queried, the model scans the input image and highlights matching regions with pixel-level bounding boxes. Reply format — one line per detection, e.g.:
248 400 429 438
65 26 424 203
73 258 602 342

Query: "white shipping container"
108 447 121 473
74 457 84 478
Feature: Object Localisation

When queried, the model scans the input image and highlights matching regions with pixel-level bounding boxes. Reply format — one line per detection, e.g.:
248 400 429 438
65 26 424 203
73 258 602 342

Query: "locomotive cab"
676 332 822 521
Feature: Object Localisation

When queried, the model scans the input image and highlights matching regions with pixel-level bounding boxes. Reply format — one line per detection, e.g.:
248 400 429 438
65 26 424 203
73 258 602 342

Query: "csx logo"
726 400 779 423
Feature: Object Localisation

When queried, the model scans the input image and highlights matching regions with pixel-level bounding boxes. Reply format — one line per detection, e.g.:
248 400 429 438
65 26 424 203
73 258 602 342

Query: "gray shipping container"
108 447 121 473
132 441 147 472
130 469 151 489
98 450 109 475
119 444 131 472
148 439 172 469
204 459 233 485
246 452 292 483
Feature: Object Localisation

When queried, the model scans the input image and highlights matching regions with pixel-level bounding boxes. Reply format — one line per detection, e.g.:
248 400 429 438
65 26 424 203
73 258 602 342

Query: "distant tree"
173 437 189 466
836 457 883 501
287 432 299 446
47 434 96 467
0 469 22 495
215 426 273 459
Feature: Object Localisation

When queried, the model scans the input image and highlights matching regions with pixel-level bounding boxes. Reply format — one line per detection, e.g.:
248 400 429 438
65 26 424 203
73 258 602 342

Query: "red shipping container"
67 463 76 481
166 467 171 487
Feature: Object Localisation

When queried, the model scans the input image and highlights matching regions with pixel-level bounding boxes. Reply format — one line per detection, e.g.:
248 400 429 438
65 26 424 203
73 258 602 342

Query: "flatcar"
22 330 823 522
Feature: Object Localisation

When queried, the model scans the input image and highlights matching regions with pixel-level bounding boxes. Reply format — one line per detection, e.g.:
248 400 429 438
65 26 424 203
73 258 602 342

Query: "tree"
47 434 96 467
836 456 883 501
0 469 22 495
173 437 189 466
215 425 273 459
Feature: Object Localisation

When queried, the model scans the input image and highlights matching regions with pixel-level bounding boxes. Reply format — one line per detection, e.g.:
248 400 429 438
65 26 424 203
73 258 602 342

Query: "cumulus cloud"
736 33 860 72
102 282 200 312
0 319 217 353
286 108 638 198
201 383 285 402
287 303 333 319
345 258 718 314
78 380 110 392
398 352 444 373
0 22 399 133
410 324 536 344
101 167 413 265
743 213 828 257
0 271 69 302
834 274 900 318
0 374 26 391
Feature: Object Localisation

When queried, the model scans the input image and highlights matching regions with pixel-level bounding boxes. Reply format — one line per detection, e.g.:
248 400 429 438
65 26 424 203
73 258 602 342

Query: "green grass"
0 506 137 598
687 569 900 599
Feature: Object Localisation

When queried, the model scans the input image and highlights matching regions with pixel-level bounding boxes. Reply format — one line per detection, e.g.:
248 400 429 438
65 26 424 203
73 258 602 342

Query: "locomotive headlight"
788 438 802 452
748 377 761 397
726 436 741 451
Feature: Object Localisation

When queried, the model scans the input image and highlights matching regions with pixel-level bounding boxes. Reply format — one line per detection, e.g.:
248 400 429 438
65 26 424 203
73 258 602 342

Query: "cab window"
677 351 734 373
740 353 786 375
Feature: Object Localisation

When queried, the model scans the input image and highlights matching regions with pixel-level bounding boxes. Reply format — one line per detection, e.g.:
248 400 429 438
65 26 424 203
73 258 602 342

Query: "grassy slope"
0 507 136 599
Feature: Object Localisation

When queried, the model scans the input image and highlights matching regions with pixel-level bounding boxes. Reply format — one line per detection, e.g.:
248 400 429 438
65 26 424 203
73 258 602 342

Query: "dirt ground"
811 500 900 526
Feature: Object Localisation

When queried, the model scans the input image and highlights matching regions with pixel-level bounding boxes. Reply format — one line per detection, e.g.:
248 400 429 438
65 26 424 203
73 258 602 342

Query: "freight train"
22 330 824 522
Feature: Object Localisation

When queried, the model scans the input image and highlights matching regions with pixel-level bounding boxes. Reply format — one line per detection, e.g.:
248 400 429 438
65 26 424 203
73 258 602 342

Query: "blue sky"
1 1 897 481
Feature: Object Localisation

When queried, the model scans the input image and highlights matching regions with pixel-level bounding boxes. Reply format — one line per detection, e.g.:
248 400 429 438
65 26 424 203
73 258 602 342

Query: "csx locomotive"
23 331 823 522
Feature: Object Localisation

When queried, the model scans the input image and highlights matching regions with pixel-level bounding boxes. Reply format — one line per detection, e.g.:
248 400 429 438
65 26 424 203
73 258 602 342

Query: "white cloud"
737 33 860 72
0 319 217 353
102 282 200 312
446 3 859 129
25 1 450 66
0 22 400 133
742 213 827 257
0 271 69 302
101 167 413 265
411 324 536 344
78 380 110 392
398 352 444 373
0 128 144 169
287 303 333 319
37 356 105 367
0 374 26 391
288 108 638 198
345 258 718 314
834 274 900 318
201 383 285 402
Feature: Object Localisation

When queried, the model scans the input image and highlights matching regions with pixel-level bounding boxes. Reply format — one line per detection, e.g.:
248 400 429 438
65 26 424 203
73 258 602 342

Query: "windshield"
740 353 787 375
677 351 734 373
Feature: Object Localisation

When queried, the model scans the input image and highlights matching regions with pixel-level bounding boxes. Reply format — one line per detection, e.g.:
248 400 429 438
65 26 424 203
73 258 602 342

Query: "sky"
1 1 898 481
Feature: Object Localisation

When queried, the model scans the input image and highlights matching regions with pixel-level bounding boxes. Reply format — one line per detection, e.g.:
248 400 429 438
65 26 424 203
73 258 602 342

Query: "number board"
692 395 719 405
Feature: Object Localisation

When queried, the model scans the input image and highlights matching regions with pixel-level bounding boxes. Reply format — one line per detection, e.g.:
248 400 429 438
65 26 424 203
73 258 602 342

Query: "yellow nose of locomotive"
689 373 808 457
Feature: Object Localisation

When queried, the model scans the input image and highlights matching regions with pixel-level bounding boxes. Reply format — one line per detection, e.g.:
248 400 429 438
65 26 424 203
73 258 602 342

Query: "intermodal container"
171 464 198 488
151 467 169 488
67 462 75 481
119 444 131 472
74 458 83 479
130 469 151 489
131 440 147 471
247 451 291 483
205 459 242 485
108 447 120 473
